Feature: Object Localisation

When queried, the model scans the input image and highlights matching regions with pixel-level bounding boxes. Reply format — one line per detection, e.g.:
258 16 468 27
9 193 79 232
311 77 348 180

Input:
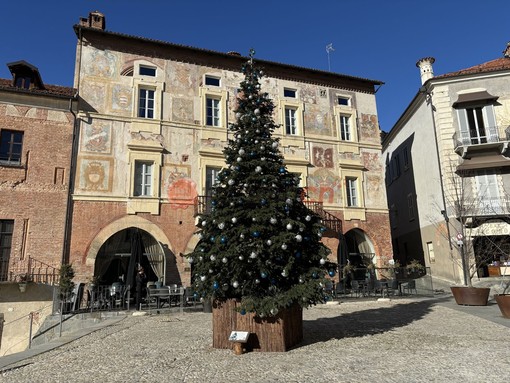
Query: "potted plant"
17 273 30 293
494 280 510 318
59 264 75 313
405 259 425 278
438 162 492 306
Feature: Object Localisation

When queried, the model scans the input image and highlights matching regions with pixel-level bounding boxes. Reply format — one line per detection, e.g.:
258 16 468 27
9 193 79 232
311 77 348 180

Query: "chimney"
416 57 435 85
79 11 106 30
503 42 510 58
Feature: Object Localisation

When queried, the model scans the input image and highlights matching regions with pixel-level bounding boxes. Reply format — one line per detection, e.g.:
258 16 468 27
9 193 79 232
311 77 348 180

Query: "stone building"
70 11 391 288
383 44 510 284
0 61 76 282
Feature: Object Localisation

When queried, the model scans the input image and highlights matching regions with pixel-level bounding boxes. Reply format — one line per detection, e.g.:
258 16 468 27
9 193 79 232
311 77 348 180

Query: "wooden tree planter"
450 286 490 306
212 299 303 352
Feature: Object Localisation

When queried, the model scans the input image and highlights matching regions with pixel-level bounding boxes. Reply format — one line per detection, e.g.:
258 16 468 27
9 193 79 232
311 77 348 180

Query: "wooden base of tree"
212 299 303 352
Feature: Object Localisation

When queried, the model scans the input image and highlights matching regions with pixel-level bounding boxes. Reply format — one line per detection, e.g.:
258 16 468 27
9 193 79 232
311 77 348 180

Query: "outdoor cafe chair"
402 280 417 295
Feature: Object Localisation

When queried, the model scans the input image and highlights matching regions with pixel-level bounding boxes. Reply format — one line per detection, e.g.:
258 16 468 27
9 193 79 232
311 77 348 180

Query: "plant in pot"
405 259 425 279
17 273 30 293
59 264 75 313
443 163 495 306
494 280 510 319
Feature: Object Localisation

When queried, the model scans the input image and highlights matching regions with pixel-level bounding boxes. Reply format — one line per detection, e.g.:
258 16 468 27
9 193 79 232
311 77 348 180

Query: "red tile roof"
436 57 510 79
0 78 76 98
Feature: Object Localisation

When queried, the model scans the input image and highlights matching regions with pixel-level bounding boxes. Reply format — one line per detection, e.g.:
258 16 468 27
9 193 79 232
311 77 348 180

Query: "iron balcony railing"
460 197 510 217
453 125 510 150
193 196 342 234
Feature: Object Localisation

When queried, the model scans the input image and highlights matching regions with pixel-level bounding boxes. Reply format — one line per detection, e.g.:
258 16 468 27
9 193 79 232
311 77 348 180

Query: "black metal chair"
402 280 417 295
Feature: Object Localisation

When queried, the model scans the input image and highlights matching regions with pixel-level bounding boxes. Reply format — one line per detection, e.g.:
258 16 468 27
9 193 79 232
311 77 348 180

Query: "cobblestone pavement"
1 297 510 383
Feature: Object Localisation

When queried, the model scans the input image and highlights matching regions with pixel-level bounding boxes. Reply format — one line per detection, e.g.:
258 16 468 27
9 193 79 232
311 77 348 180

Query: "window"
139 66 156 76
346 177 358 207
475 171 500 214
0 130 23 165
407 193 415 221
403 147 409 169
138 88 155 119
427 242 435 264
134 161 153 196
340 114 351 141
393 154 401 178
338 96 350 106
457 104 497 145
205 76 220 86
205 166 221 195
15 77 31 89
0 220 14 281
284 88 296 98
285 107 297 135
206 97 221 127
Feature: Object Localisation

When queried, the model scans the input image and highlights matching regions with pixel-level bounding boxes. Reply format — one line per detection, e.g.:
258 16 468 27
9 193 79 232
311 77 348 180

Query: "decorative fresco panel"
112 84 132 111
77 157 114 192
311 145 334 168
304 107 331 136
164 165 197 209
83 49 117 78
172 98 193 122
81 120 112 154
359 113 379 142
307 168 342 204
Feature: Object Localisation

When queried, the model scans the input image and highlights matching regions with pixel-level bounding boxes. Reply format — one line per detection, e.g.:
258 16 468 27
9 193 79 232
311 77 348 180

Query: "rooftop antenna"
326 43 334 71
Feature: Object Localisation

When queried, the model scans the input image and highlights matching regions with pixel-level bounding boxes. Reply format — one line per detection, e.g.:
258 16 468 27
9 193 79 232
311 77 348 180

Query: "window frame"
346 177 358 207
138 87 155 119
205 75 221 87
0 129 23 166
337 96 351 107
407 193 415 221
456 103 497 145
284 88 297 98
285 106 298 135
206 96 221 127
133 160 154 197
339 114 351 141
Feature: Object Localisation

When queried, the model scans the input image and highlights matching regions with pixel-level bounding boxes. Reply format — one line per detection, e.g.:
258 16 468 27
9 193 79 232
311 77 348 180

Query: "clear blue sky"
1 0 509 132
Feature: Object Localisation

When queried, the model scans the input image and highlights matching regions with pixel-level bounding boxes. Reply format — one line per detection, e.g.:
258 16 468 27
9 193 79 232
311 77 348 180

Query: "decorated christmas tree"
188 50 335 318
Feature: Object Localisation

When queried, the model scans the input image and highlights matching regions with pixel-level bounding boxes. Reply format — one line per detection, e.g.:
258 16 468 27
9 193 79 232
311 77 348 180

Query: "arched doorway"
93 227 165 288
342 228 375 267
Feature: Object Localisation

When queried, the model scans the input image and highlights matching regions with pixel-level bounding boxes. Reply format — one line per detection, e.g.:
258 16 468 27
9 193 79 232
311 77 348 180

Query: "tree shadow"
300 297 450 347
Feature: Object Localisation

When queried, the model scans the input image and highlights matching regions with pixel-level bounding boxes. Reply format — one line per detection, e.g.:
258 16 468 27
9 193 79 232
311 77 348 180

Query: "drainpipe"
61 28 83 266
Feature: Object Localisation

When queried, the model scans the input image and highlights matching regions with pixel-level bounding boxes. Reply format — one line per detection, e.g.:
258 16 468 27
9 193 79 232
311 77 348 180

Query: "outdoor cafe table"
147 286 184 313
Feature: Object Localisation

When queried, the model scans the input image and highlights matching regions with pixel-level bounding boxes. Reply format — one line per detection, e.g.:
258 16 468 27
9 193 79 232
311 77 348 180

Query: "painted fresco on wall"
359 113 379 142
80 82 107 111
112 85 132 111
164 165 197 208
83 49 117 78
311 145 334 168
77 157 113 192
81 120 112 154
172 98 193 122
307 168 342 204
304 105 331 136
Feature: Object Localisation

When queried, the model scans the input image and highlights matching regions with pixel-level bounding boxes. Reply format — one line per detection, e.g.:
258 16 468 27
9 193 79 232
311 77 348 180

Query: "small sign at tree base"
229 331 249 355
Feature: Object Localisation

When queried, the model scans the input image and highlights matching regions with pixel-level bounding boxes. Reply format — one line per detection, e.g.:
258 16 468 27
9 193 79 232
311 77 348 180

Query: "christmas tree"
188 49 336 317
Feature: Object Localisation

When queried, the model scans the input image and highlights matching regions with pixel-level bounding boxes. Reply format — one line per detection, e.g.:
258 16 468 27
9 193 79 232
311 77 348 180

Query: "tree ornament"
232 281 239 288
329 270 336 277
254 108 260 115
266 239 272 246
218 222 225 229
222 257 228 263
255 166 262 173
255 279 260 284
240 233 245 239
281 243 288 250
231 217 237 223
200 275 206 281
260 271 268 278
270 217 277 224
281 270 288 277
237 157 242 162
295 234 303 242
201 220 207 227
250 251 257 259
239 255 244 260
252 231 260 237
228 179 235 186
286 198 292 205
320 258 326 265
286 223 293 230
238 148 245 155
210 255 216 261
220 236 227 244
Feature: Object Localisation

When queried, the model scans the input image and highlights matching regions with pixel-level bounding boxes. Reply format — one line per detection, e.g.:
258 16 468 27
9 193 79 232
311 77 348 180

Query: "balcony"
453 125 510 158
193 196 342 234
460 196 510 219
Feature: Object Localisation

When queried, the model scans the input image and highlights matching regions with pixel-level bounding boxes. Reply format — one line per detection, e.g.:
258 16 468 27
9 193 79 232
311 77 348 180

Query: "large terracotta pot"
495 294 510 318
450 286 490 306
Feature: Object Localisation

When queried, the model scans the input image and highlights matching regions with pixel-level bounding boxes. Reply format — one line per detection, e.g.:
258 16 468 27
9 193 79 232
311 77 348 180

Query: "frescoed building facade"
70 11 391 288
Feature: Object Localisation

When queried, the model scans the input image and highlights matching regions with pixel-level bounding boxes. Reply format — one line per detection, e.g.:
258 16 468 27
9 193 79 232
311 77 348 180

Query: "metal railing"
453 125 510 149
5 256 59 285
194 196 343 234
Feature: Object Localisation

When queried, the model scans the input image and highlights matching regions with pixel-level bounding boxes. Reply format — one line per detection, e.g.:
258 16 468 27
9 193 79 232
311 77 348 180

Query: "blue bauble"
213 281 219 289
295 251 302 258
210 236 215 242
279 167 285 174
329 270 336 277
240 309 246 315
312 272 318 279
252 231 260 238
211 200 217 206
220 236 227 244
261 271 268 278
261 199 267 205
